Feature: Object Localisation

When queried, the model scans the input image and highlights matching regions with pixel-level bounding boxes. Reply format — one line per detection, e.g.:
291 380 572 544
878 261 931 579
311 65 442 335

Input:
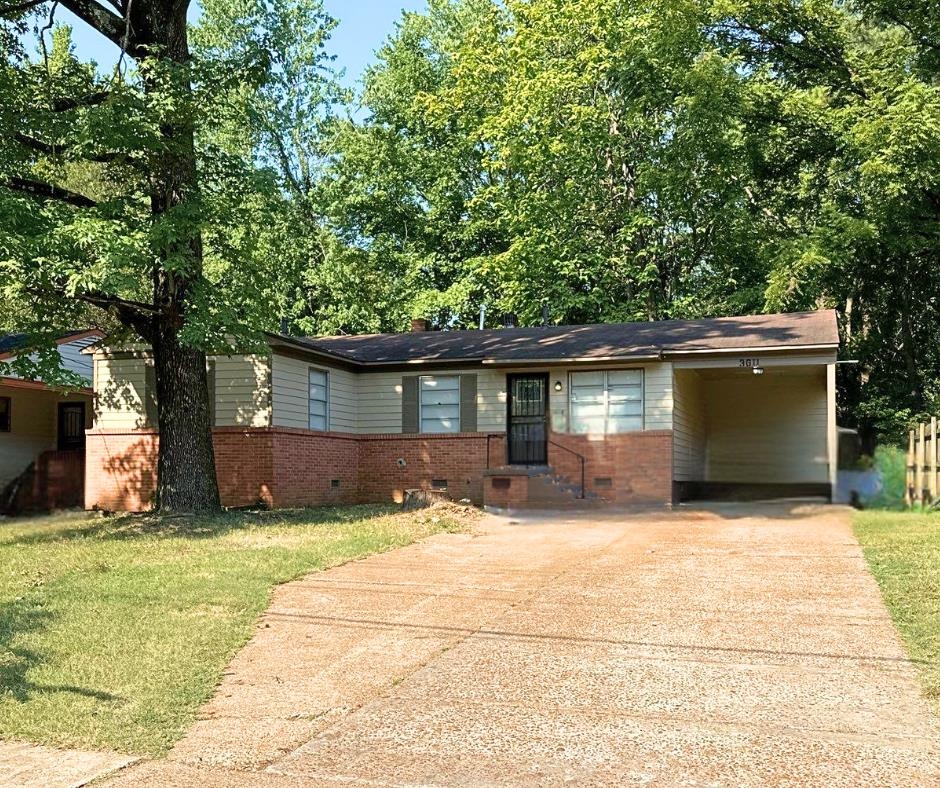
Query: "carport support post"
827 363 837 502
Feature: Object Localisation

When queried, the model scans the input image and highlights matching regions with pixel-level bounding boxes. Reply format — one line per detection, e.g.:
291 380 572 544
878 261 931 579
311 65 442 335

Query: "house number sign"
738 358 761 368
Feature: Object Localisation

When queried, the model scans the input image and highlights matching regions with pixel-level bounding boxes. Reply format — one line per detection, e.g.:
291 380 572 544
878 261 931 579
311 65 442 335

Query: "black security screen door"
507 374 548 465
57 403 86 451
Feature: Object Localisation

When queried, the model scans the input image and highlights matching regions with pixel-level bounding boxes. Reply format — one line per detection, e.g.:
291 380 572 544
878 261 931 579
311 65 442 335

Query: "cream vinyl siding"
547 362 673 433
357 369 505 434
703 367 828 483
213 355 271 427
0 383 92 487
270 352 356 432
94 352 271 429
93 355 149 429
672 369 706 481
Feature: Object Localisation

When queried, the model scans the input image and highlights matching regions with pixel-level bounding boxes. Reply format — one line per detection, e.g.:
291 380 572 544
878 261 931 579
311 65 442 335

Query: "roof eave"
663 343 839 356
482 352 664 366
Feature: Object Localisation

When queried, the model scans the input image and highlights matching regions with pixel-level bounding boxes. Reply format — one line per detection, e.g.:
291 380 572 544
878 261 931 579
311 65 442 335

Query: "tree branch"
4 176 97 207
78 290 160 314
57 0 133 54
15 131 129 164
14 131 58 155
51 90 110 111
76 290 157 340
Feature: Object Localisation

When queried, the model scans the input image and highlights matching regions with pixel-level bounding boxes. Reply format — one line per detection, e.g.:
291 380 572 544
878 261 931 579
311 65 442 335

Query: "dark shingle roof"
288 310 838 366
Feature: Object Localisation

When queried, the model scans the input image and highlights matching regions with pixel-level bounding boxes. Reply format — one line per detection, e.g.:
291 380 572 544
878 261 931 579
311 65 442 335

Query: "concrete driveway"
106 504 939 787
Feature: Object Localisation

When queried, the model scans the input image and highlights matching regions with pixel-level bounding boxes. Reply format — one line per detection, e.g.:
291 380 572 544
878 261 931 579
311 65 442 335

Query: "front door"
57 402 86 451
507 374 548 465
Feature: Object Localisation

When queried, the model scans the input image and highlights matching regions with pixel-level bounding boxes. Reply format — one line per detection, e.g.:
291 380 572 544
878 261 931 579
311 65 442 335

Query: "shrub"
866 445 907 510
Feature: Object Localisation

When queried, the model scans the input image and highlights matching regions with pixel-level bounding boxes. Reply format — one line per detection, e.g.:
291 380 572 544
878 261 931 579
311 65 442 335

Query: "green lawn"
0 504 469 756
854 510 940 714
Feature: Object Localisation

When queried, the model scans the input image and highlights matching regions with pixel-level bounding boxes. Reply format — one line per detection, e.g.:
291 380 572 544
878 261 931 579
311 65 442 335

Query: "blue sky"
46 0 428 91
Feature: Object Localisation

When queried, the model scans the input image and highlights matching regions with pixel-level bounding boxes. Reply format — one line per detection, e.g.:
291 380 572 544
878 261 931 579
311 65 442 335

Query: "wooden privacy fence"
906 417 939 507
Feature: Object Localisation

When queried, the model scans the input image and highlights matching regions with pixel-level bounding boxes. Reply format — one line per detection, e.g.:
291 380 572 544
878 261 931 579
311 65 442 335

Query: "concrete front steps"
482 465 605 512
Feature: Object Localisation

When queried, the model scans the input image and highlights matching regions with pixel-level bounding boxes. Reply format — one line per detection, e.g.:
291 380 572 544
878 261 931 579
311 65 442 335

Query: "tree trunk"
153 327 221 513
137 0 222 513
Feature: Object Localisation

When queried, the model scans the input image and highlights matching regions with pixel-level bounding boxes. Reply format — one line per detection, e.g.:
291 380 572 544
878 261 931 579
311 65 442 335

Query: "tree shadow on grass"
0 596 122 704
0 503 399 548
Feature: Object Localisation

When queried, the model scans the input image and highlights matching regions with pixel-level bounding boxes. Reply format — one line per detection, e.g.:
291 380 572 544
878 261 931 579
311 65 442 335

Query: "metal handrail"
547 439 586 499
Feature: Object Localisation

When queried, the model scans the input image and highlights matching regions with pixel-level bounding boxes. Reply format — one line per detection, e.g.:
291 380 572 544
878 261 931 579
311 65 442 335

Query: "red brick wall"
86 427 361 511
269 429 360 507
86 427 672 511
546 430 673 505
85 429 159 511
213 428 276 508
357 432 497 504
483 473 531 510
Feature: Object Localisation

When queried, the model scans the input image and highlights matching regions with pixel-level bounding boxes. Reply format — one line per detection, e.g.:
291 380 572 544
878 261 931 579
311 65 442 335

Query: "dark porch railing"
548 439 586 499
485 432 586 499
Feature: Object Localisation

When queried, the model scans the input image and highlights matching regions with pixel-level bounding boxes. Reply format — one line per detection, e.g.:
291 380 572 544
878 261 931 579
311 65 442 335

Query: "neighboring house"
0 330 102 514
85 310 839 512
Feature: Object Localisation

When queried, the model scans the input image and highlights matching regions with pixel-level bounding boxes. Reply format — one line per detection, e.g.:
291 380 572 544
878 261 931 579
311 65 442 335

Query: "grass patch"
0 503 472 756
854 509 940 714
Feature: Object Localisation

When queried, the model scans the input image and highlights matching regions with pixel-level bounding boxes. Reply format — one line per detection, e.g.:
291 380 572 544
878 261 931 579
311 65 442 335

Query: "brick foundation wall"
269 429 360 507
357 432 498 504
483 471 533 511
85 427 672 512
546 430 673 505
85 428 502 511
213 428 276 507
85 429 159 511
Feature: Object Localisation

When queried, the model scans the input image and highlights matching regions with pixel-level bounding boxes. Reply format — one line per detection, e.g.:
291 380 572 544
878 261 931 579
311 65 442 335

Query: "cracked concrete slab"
104 503 940 786
0 740 137 788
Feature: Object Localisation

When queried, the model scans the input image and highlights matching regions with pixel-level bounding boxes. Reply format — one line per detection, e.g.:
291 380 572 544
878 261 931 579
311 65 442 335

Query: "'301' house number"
739 358 761 368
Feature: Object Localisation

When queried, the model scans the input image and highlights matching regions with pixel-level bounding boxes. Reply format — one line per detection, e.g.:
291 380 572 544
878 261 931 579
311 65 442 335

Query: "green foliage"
312 0 940 442
2 0 937 446
190 0 352 335
866 445 908 510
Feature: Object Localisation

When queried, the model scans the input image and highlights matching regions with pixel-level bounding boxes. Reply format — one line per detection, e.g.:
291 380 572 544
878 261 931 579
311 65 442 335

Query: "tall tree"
318 0 939 443
313 0 507 331
714 0 940 442
0 1 318 511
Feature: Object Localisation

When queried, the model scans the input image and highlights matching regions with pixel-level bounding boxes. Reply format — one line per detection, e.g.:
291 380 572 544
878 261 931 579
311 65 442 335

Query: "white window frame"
308 367 330 431
568 369 644 434
418 375 461 434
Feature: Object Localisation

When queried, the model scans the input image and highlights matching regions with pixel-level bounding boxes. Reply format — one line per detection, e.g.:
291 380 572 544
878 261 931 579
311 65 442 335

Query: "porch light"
553 380 563 392
752 366 764 375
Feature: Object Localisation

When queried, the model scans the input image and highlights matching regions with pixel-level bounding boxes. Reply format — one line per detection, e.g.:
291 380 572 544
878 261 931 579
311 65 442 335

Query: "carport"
673 353 837 501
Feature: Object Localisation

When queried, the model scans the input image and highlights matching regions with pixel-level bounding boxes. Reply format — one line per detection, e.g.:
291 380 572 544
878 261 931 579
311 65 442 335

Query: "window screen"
308 368 329 431
419 376 460 433
570 370 643 434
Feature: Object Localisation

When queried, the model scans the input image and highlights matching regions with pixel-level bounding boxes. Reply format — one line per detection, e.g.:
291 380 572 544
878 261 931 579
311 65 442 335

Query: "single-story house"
85 310 839 511
0 330 101 514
